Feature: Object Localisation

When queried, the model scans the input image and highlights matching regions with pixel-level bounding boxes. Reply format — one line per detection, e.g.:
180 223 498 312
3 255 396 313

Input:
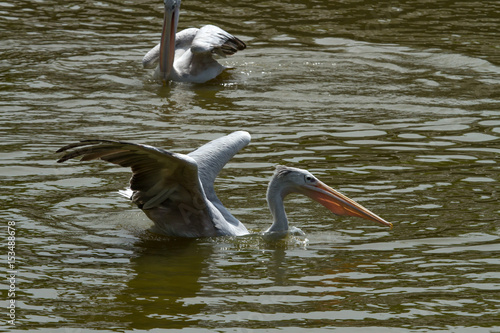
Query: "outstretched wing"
187 131 250 228
188 131 250 187
57 140 219 237
191 25 246 57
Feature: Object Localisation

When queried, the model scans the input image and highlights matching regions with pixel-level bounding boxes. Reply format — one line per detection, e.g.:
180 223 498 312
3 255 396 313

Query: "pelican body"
57 131 392 238
143 0 246 83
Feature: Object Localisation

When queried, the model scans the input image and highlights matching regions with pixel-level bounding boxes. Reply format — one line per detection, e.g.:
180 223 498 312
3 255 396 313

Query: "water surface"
1 0 499 332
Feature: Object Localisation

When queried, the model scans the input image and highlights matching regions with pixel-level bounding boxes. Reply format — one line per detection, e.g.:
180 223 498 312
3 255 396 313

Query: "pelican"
57 131 392 238
142 0 246 83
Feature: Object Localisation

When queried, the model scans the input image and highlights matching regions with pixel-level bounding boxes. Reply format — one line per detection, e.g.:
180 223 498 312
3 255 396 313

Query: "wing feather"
57 140 219 237
142 43 161 69
143 28 200 69
191 25 246 57
188 131 250 227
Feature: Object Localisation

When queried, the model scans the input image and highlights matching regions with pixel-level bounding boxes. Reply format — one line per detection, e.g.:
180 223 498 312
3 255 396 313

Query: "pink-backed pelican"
142 0 246 83
57 131 392 238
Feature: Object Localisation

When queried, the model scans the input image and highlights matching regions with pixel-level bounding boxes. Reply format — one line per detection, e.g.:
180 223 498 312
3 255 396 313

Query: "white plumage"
143 0 246 83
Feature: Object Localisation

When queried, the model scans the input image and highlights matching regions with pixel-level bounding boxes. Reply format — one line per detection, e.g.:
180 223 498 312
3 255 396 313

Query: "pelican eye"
304 175 316 184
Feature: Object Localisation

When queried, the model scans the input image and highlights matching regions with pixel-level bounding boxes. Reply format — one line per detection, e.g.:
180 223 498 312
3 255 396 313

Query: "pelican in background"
142 0 246 83
57 131 393 238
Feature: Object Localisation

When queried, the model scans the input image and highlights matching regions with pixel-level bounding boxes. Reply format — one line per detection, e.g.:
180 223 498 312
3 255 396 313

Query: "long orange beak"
159 4 178 82
302 181 393 228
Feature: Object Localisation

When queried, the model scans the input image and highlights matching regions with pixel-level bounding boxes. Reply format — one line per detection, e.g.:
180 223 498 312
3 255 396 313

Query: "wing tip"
233 130 251 145
56 140 118 162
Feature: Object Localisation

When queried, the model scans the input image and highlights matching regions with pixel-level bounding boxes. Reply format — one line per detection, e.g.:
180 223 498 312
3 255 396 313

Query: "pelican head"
159 0 181 81
266 165 392 234
164 0 181 9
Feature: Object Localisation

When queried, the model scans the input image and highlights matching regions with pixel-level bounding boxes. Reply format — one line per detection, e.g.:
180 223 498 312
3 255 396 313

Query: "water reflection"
115 237 208 330
1 0 499 331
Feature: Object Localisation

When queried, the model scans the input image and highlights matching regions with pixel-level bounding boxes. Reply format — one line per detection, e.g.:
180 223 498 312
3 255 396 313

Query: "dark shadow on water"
75 229 308 330
80 234 211 330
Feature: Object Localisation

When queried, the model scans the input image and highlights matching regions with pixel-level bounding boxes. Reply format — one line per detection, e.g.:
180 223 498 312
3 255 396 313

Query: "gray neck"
266 177 289 233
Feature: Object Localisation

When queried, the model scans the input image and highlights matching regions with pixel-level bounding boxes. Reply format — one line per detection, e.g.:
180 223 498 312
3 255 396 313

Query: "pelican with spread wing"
142 0 246 83
57 131 392 238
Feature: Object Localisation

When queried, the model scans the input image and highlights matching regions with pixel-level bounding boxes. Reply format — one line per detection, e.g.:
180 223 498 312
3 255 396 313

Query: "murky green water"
1 0 499 332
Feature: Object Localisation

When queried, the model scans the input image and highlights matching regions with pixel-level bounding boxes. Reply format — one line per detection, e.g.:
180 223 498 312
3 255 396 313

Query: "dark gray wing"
57 140 219 237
